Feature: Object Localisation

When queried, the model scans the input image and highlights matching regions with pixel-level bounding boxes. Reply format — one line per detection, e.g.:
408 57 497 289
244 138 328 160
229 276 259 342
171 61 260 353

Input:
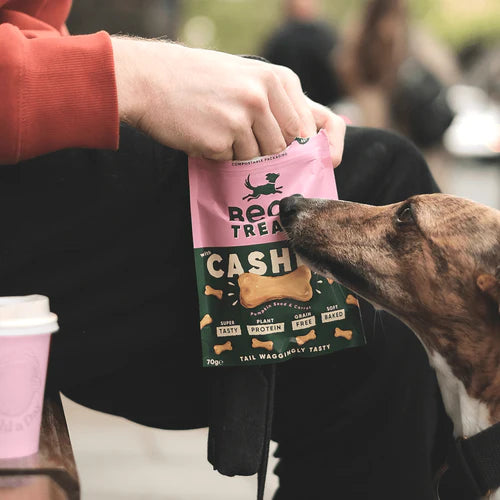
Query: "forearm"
111 36 190 132
111 36 148 127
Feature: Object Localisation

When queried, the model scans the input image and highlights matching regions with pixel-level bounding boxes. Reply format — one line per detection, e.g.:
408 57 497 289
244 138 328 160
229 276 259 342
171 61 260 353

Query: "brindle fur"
281 193 500 422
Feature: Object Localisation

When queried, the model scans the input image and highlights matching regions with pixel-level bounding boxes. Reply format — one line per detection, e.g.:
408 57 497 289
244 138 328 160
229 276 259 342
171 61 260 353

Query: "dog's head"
280 193 500 338
265 173 280 183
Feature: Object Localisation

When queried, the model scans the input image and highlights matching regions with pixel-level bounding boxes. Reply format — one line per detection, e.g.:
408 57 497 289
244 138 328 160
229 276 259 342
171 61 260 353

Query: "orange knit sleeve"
0 22 119 164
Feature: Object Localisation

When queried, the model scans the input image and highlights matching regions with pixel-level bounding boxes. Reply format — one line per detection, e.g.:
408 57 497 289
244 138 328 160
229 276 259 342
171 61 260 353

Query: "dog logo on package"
243 173 282 200
188 130 365 367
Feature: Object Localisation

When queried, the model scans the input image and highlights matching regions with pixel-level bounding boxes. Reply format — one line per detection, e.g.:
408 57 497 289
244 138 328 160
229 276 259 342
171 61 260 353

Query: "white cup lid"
0 295 59 336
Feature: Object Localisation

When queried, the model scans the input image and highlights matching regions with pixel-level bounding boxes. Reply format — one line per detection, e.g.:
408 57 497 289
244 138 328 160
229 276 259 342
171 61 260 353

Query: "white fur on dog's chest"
429 351 491 438
430 352 499 499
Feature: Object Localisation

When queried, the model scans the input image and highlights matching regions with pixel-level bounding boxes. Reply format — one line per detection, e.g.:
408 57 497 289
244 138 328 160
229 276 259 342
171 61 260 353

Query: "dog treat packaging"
188 129 365 367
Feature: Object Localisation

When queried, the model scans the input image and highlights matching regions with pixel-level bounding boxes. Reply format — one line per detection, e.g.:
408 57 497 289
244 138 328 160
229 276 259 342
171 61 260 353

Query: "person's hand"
111 37 346 165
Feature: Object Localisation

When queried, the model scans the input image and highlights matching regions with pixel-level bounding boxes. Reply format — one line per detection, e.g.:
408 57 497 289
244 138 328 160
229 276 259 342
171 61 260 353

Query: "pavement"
62 394 279 500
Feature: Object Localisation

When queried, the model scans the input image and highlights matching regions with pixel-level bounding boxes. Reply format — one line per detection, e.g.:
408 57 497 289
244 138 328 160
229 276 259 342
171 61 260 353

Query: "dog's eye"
396 203 414 225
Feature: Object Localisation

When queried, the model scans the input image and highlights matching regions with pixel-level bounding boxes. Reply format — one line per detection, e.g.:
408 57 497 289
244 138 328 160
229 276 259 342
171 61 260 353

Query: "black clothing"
0 125 451 499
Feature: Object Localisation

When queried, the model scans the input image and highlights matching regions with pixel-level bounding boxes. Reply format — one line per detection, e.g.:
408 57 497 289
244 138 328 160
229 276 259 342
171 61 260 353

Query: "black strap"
444 423 500 498
207 364 276 500
257 365 275 500
460 422 500 494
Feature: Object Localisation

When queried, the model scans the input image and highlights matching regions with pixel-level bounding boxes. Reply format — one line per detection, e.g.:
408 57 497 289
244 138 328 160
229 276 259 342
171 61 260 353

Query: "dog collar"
436 422 500 499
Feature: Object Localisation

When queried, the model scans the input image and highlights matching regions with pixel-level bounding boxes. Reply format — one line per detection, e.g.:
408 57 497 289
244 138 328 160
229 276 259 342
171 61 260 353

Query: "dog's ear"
477 266 500 315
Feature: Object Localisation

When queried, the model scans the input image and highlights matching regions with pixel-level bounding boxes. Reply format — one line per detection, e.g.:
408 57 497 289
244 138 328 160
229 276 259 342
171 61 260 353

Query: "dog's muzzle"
279 194 304 228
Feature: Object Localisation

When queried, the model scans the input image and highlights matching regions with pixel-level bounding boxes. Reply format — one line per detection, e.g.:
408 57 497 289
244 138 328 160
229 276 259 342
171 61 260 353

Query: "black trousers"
0 125 450 499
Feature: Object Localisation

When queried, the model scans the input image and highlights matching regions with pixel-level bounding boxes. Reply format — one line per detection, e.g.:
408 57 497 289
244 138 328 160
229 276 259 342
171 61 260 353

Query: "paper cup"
0 295 58 459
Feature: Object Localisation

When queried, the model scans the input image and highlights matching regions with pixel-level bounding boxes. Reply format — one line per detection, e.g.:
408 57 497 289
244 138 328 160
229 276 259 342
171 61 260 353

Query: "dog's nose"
279 194 303 228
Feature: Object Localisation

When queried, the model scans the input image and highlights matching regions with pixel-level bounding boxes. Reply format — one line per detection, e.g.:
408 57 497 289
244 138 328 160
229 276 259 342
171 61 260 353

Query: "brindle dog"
279 193 500 499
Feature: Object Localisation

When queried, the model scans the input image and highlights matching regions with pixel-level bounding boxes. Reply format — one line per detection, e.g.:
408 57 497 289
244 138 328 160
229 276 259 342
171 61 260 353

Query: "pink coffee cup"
0 295 59 459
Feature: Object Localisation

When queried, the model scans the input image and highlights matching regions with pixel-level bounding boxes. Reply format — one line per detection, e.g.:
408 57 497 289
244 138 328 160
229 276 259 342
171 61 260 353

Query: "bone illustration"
251 338 274 351
200 313 213 329
334 327 353 340
346 294 359 307
295 329 316 346
238 265 313 309
204 285 223 300
214 340 232 355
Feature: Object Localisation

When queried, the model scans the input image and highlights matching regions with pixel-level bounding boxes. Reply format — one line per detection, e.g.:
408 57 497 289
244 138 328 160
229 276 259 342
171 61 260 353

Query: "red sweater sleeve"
0 9 119 164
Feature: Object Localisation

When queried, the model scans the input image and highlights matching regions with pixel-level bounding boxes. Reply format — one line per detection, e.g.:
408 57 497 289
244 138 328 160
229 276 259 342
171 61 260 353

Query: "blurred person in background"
335 0 457 149
335 0 408 129
264 0 457 150
0 1 455 499
458 37 500 103
261 0 344 108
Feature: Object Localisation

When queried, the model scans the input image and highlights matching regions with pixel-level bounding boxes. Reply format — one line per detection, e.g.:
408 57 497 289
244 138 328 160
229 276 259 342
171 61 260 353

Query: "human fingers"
263 69 302 146
252 109 287 157
307 97 347 167
232 127 262 161
188 131 236 162
273 65 317 138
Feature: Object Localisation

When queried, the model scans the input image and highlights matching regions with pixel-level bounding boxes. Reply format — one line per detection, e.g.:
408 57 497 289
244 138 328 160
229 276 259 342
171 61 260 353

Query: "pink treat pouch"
188 130 364 367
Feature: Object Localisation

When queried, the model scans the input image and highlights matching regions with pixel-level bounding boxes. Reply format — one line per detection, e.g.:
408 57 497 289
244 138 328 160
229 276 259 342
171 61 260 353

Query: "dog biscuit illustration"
200 313 213 329
205 285 223 300
214 341 232 355
295 329 316 346
238 265 313 309
251 338 274 351
346 294 359 307
334 327 353 340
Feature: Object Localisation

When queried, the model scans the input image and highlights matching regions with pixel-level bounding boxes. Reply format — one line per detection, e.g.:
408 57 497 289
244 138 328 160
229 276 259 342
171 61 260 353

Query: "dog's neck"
413 315 500 500
429 348 493 438
411 315 500 439
379 268 500 499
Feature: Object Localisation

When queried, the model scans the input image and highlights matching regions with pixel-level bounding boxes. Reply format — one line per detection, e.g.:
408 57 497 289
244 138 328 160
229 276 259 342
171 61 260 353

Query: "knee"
345 126 425 171
337 126 440 204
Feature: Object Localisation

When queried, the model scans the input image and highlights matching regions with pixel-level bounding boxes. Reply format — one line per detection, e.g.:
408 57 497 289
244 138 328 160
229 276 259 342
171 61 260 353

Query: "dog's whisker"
372 309 384 340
